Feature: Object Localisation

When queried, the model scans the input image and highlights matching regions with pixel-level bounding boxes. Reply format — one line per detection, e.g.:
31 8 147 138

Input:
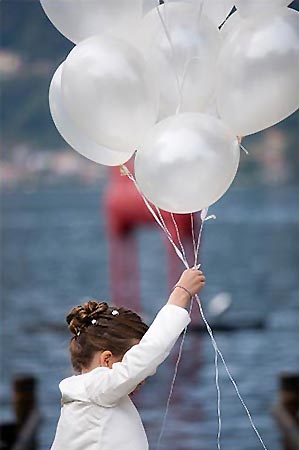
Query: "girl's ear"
99 350 113 368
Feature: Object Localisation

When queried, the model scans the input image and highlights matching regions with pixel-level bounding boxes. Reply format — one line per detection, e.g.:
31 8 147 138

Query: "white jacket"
50 304 190 450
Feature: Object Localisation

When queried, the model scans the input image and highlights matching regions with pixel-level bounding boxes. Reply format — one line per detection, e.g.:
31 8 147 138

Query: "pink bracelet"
173 285 193 300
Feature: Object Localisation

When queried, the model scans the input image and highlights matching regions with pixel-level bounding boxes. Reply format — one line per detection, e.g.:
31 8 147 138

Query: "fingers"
184 268 204 276
184 268 206 283
194 269 204 278
193 269 206 283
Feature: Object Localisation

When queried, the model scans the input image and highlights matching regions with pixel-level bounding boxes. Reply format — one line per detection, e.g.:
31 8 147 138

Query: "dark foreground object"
272 373 299 450
0 376 40 450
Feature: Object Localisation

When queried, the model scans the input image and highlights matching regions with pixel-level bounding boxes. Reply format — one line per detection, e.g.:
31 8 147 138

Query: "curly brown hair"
66 301 148 374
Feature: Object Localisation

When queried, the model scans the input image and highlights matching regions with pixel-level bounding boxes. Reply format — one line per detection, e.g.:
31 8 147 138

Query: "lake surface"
0 185 298 450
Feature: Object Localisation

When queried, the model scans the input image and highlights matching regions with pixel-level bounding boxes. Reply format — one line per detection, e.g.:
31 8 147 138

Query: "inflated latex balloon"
40 0 143 44
49 64 133 166
143 0 234 27
235 0 292 18
204 96 219 118
217 8 299 136
137 2 222 119
142 0 156 15
135 113 240 213
62 35 159 153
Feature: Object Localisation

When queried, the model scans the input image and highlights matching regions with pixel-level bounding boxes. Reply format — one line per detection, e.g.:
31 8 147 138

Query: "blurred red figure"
104 160 202 320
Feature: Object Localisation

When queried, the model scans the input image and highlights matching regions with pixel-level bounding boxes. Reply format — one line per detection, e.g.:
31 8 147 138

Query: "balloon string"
190 211 222 449
155 203 221 449
194 294 268 450
155 1 182 110
195 211 204 265
190 213 198 266
123 165 187 267
156 207 174 241
196 208 217 265
176 1 204 114
176 55 204 114
197 0 205 22
170 213 188 266
135 190 218 447
192 210 262 449
196 291 222 449
150 208 216 448
155 1 204 115
157 300 193 450
155 1 205 115
124 166 268 450
148 207 192 449
123 166 165 231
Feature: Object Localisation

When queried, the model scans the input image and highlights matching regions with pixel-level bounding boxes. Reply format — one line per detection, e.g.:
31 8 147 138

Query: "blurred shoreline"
1 123 299 192
0 146 107 191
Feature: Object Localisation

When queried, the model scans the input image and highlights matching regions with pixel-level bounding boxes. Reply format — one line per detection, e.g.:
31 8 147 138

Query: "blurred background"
0 1 299 450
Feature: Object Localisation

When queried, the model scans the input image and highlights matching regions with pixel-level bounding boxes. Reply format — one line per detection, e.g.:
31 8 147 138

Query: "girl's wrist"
167 286 192 308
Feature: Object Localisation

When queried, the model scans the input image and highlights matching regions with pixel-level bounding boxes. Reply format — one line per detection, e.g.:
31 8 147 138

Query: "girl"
50 268 205 450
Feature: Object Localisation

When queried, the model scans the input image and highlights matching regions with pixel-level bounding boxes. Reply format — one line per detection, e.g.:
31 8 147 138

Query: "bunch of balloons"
43 0 299 213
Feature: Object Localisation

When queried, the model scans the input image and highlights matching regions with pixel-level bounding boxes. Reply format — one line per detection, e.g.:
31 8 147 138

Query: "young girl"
50 268 205 450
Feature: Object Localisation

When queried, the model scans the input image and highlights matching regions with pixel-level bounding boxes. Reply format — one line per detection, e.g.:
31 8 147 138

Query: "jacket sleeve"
83 304 190 407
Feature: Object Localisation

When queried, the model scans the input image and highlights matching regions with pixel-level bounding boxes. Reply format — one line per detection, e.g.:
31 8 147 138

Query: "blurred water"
0 185 298 450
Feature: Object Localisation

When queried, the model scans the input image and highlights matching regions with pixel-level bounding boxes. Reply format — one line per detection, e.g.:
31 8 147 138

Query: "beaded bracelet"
173 285 193 300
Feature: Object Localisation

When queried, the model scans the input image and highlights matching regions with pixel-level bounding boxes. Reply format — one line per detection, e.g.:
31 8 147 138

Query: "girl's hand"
176 268 206 297
168 269 206 309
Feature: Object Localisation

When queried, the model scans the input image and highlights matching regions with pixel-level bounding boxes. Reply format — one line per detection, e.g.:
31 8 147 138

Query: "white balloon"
62 35 159 153
204 96 220 118
142 0 156 15
137 2 222 119
143 0 234 27
217 8 299 136
40 0 143 44
235 0 292 18
135 113 240 213
49 64 133 166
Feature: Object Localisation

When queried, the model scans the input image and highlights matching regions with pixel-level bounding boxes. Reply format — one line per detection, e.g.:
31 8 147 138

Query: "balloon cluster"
43 0 299 213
